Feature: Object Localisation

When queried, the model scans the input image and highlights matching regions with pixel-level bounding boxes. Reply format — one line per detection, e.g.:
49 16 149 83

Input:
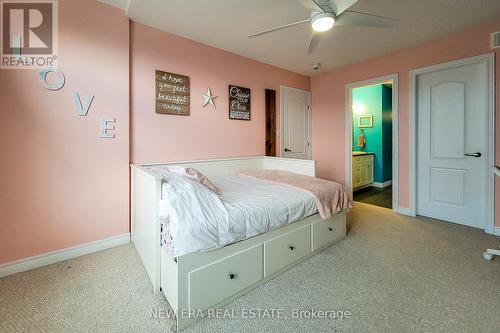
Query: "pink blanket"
239 170 351 219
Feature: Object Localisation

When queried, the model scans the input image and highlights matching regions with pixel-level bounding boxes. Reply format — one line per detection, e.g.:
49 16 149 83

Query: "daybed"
130 156 348 330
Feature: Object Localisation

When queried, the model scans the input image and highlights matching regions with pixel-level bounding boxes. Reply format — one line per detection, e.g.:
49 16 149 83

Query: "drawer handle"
229 273 237 280
329 227 334 232
289 245 295 251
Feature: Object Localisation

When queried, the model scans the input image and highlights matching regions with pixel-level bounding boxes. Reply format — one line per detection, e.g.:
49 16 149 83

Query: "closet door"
417 60 487 228
281 86 311 159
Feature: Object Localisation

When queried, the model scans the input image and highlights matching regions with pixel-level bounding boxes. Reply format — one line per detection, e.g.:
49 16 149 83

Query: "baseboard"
372 180 392 188
396 207 416 217
394 209 498 234
0 233 130 278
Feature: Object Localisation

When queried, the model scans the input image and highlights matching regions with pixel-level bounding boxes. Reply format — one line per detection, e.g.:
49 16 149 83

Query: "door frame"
344 73 399 212
279 85 312 159
409 53 495 234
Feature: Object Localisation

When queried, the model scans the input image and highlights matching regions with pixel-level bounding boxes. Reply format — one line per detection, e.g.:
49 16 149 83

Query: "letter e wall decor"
100 118 116 138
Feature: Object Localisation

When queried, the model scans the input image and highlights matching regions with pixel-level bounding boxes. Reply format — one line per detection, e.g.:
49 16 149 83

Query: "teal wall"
352 84 392 183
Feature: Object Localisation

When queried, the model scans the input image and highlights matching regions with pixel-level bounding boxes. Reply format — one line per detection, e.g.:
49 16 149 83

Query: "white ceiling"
100 0 500 76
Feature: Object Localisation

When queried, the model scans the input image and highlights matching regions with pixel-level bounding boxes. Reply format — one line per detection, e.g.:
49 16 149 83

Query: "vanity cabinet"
352 154 374 189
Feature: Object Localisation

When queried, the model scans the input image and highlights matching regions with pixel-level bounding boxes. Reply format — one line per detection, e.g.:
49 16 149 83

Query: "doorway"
280 86 311 159
410 54 495 231
345 74 399 211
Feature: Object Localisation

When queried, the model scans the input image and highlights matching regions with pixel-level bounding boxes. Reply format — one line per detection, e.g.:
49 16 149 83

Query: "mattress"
159 173 317 257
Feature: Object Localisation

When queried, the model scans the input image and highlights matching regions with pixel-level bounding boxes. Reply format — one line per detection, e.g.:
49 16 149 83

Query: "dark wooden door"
265 89 276 156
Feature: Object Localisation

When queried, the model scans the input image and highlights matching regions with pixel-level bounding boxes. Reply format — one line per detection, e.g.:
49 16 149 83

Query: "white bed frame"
131 156 346 331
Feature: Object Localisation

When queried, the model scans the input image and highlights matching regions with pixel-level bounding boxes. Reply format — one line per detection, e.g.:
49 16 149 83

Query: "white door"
281 86 310 159
417 61 487 228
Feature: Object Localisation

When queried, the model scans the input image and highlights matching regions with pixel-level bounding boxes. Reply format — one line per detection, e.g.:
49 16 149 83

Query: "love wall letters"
38 67 115 138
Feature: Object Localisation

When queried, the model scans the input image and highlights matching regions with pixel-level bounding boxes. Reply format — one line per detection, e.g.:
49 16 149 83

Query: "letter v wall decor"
73 93 94 116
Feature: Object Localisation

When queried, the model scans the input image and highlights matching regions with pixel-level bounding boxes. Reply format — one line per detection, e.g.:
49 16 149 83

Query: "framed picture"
155 70 190 116
228 85 251 120
358 115 373 128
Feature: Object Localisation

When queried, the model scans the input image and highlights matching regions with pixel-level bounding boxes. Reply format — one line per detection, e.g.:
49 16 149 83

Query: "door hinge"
307 142 310 147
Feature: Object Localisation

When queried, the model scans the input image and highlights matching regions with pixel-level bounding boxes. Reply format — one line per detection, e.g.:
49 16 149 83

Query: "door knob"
464 152 481 158
284 148 291 152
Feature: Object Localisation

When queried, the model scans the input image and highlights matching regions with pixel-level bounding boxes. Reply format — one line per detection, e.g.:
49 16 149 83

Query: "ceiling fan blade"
312 0 335 14
336 10 398 29
329 0 359 15
307 32 321 55
248 19 311 38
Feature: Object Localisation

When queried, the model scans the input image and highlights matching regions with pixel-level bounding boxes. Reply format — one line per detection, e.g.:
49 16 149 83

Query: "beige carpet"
1 202 500 332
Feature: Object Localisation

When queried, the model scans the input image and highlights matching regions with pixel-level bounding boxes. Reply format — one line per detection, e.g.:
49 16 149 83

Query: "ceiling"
100 0 500 76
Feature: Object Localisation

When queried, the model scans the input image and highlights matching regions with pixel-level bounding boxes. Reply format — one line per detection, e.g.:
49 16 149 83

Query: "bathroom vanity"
352 152 374 189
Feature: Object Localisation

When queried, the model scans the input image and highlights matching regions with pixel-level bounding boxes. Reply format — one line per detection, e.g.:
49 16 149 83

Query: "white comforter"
157 172 317 257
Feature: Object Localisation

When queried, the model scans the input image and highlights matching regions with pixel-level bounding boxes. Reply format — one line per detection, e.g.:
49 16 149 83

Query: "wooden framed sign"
228 85 251 120
155 70 190 116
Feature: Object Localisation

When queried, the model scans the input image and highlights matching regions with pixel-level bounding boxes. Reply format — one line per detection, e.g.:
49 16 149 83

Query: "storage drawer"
312 215 345 251
189 244 262 311
264 225 311 277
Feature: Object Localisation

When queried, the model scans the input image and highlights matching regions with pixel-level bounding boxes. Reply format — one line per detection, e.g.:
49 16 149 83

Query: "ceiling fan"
248 0 398 55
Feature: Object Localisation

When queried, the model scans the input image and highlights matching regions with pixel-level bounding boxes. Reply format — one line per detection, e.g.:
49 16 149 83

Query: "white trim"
0 233 130 278
279 85 312 159
140 155 314 166
372 180 393 188
396 207 416 217
409 67 417 217
345 74 399 213
491 31 500 49
409 53 495 234
493 168 500 236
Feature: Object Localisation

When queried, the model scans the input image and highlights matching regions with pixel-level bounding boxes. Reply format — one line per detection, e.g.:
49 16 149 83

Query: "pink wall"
1 2 498 266
0 6 309 265
311 20 500 226
130 23 310 163
0 1 130 263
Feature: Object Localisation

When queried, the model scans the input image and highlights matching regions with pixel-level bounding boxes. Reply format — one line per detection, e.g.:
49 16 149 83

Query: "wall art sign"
228 85 250 120
155 70 190 116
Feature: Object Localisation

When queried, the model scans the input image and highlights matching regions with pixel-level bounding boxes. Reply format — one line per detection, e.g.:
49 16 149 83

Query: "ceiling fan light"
311 12 335 32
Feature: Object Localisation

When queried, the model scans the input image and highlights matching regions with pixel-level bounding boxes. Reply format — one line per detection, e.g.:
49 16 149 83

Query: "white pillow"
168 167 222 195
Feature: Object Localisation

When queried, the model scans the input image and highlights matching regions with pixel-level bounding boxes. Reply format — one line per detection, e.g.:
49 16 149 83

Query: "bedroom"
1 0 500 332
